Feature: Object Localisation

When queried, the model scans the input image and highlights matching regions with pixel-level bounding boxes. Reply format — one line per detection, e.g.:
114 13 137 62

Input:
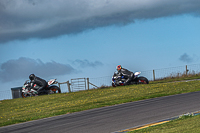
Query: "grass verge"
129 114 200 133
1 78 200 127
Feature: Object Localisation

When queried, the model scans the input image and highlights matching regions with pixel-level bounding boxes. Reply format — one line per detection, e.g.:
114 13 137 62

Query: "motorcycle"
112 71 149 87
21 79 61 98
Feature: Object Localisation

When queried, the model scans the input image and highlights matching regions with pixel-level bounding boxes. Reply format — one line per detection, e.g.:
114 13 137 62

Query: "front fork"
23 89 37 96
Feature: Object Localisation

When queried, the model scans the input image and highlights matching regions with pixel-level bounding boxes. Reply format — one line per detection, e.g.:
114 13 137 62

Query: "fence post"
58 83 60 89
87 78 89 90
66 81 71 93
186 65 189 76
153 70 155 81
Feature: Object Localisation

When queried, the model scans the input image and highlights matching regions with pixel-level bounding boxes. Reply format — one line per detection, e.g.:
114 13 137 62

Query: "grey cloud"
179 53 193 63
0 57 76 82
0 0 200 43
72 59 103 68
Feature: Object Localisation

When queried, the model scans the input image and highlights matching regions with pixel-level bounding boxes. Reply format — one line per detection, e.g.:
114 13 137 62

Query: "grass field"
1 76 200 129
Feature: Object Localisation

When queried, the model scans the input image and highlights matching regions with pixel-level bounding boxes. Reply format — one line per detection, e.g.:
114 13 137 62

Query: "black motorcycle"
22 79 61 98
112 71 149 87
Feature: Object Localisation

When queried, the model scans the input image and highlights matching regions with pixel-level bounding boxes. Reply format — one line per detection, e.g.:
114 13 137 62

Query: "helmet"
116 65 122 71
29 74 35 80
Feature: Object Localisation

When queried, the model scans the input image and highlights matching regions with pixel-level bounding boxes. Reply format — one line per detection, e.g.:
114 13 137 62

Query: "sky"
0 0 200 98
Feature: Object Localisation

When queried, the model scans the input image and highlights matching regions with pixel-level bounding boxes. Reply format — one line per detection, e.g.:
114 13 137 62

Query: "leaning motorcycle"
22 79 61 98
112 71 149 87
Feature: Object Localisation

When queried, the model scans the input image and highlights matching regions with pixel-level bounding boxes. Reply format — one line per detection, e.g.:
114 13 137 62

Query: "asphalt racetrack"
1 91 200 133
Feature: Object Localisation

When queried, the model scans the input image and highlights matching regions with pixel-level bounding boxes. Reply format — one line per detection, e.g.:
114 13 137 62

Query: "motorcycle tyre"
112 83 117 87
136 77 149 84
48 86 61 94
21 92 31 98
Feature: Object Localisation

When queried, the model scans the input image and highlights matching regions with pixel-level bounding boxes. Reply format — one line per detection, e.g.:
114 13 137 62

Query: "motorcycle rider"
29 74 48 94
116 65 134 86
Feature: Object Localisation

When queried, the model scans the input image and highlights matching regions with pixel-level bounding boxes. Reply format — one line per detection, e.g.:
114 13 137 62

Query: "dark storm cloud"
179 53 193 63
0 57 76 82
72 59 103 68
0 0 200 43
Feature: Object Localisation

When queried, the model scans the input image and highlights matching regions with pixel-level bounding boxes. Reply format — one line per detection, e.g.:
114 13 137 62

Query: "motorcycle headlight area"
22 85 26 89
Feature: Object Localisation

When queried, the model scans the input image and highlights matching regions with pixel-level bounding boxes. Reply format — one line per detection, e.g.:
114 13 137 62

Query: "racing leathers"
30 76 47 94
117 68 134 85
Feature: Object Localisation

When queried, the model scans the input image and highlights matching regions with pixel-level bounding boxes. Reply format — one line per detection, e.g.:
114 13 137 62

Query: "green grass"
129 114 200 133
1 78 200 127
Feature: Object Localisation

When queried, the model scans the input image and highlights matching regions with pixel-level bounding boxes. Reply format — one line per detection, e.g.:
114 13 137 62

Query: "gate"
71 78 87 92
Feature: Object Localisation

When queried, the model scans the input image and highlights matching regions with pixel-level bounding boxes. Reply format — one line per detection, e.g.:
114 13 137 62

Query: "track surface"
1 91 200 133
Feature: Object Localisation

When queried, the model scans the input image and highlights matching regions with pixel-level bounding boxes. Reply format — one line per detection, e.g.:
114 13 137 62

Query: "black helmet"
29 74 35 80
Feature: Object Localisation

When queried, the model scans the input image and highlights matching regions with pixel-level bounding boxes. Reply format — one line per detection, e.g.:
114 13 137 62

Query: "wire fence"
0 90 12 100
89 76 112 88
59 82 69 93
1 64 200 101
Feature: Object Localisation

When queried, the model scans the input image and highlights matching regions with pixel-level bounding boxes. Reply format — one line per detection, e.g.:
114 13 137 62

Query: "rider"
116 65 134 85
29 74 48 94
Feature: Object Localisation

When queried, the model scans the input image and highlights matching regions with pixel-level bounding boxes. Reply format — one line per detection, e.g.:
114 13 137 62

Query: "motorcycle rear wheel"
137 77 149 84
49 86 61 94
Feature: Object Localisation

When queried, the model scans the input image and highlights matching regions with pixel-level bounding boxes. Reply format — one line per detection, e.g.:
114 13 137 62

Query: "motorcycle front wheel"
112 82 117 87
21 92 31 98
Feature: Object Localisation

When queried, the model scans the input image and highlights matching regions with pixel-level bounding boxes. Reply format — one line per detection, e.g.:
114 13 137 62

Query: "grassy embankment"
1 75 200 128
